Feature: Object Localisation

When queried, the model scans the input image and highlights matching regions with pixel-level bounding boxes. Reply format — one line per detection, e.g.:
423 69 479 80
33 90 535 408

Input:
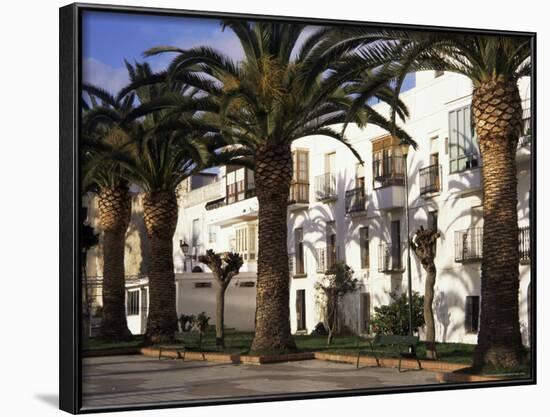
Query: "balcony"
455 226 532 264
315 246 340 273
519 226 531 264
372 156 406 210
288 181 309 210
516 99 531 163
454 228 483 262
315 173 337 202
419 164 441 196
345 187 367 215
378 242 404 273
182 181 223 208
373 156 405 189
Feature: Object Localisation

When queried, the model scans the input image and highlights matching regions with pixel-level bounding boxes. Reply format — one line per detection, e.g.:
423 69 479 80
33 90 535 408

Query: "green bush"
370 291 424 335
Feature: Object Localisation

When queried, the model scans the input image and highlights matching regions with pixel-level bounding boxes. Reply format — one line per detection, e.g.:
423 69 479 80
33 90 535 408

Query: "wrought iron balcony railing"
315 173 337 201
372 156 405 189
419 164 441 195
455 226 531 264
345 187 367 213
519 226 531 264
378 242 404 273
455 228 483 262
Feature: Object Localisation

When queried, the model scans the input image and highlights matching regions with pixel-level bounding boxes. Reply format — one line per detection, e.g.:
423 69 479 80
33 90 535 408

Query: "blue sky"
82 10 414 95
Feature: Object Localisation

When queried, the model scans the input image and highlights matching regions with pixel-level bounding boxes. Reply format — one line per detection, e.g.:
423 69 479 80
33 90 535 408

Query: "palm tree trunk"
250 142 296 352
143 190 179 343
472 79 526 369
215 283 226 348
424 265 437 359
98 185 132 341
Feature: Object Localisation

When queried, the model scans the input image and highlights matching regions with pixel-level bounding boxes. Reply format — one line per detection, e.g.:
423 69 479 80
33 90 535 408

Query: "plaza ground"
82 355 442 408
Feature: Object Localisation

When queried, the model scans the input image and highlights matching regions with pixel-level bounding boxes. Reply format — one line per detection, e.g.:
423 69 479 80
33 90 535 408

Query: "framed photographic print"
59 2 536 413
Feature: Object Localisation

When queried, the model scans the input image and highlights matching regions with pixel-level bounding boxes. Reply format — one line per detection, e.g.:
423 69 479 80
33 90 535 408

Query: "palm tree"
145 22 412 351
82 85 136 342
318 30 531 368
119 62 221 343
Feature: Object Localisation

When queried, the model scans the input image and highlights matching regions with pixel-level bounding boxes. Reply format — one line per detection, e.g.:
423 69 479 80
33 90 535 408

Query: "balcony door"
296 289 306 331
326 221 337 269
391 220 401 269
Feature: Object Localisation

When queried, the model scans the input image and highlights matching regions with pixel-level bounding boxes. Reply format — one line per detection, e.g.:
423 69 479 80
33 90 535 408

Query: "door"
326 221 337 269
126 288 141 335
360 293 371 333
391 220 401 269
296 290 306 331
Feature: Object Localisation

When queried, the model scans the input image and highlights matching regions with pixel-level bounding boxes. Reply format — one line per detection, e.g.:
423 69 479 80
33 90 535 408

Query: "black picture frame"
60 2 536 414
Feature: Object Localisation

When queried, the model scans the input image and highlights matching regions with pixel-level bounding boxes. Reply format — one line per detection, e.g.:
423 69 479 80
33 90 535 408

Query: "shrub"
370 291 424 335
179 314 195 332
310 322 328 336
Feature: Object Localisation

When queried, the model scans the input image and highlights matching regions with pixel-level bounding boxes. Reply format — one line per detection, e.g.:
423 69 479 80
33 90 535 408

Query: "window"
235 223 257 262
325 152 336 174
449 105 480 173
294 228 305 275
226 166 255 204
127 290 140 316
326 221 337 269
208 225 217 243
356 163 365 190
296 289 306 331
290 150 309 203
465 296 480 333
192 218 200 250
428 210 438 230
194 282 212 288
359 227 369 269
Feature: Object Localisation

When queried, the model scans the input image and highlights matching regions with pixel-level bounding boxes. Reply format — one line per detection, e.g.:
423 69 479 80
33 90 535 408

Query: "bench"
356 334 421 372
158 332 206 361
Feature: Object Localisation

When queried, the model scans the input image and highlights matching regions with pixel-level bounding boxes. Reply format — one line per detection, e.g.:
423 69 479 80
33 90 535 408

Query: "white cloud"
82 57 129 95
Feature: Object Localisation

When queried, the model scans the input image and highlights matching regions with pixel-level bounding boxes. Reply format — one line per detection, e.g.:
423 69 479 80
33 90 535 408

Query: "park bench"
356 334 421 372
158 332 206 361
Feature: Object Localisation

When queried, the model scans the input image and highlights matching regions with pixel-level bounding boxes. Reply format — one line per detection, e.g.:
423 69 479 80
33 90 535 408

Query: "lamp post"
179 240 189 272
400 141 414 338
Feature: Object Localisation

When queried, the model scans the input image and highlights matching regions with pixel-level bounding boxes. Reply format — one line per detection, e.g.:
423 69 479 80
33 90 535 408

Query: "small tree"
371 291 424 335
198 250 243 348
315 262 358 345
410 226 441 359
191 312 210 350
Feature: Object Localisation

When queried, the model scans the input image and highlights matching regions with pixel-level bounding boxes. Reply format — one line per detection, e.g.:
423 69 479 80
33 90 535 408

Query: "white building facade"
84 70 532 344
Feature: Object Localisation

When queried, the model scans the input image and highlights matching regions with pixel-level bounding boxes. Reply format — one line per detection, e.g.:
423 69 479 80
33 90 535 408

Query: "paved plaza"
82 355 442 408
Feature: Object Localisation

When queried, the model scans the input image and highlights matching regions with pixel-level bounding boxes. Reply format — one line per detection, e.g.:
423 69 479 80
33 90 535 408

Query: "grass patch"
82 335 144 351
83 331 481 366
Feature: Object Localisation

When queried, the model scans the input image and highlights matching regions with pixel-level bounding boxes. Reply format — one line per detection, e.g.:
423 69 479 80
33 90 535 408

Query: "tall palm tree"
145 22 412 351
317 30 531 368
82 85 136 342
119 62 221 343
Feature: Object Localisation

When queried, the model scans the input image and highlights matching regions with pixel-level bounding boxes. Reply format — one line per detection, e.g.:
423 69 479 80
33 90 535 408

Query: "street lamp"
400 141 414 338
180 240 190 271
